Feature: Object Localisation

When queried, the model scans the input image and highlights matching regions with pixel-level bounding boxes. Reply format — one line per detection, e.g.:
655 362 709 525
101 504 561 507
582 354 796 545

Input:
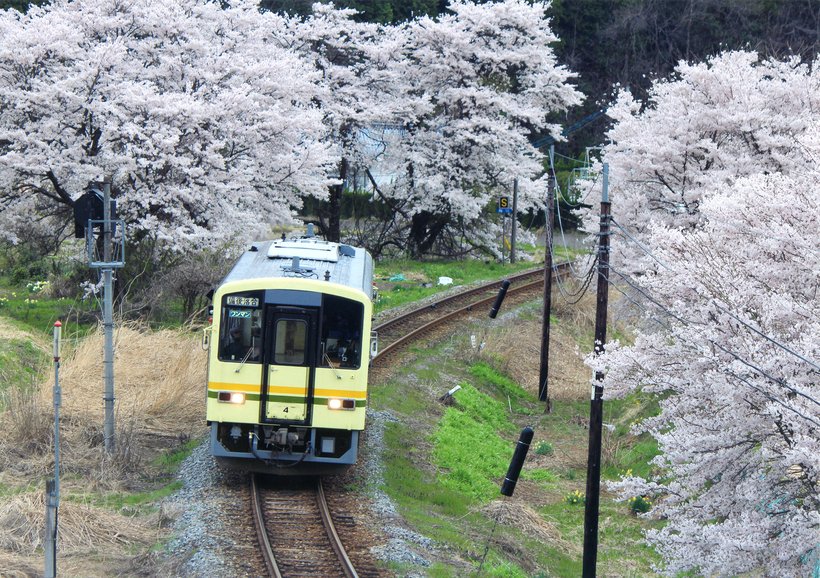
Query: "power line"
552 151 588 164
611 219 819 373
724 370 820 428
552 254 598 305
608 264 820 410
601 268 820 424
557 168 601 209
610 219 674 271
712 302 820 372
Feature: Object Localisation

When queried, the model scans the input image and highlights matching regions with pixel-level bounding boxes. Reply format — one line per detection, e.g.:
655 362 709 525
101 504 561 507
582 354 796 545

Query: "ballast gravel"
160 408 438 576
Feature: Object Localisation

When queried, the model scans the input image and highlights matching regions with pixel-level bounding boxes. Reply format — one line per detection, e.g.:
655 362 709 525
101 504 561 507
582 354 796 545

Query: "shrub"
534 441 553 456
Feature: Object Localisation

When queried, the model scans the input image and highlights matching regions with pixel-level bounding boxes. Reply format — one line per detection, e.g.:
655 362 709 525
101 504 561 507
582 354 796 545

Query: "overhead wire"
600 267 820 426
610 218 820 373
610 218 674 271
607 263 820 410
711 302 820 372
541 158 820 425
548 157 598 290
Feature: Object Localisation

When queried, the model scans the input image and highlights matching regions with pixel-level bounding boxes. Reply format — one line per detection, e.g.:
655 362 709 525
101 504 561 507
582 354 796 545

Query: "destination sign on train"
226 296 259 307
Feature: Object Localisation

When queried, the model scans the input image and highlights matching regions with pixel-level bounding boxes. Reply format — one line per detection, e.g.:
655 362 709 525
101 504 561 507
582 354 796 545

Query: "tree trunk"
408 211 449 258
324 157 348 242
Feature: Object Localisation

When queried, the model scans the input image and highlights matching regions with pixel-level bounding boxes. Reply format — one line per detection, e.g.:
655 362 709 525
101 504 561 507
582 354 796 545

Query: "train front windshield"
219 293 263 362
218 292 364 369
319 294 364 369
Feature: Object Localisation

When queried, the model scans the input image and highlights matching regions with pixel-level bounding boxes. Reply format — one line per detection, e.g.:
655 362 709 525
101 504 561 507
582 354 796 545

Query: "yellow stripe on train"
208 382 366 399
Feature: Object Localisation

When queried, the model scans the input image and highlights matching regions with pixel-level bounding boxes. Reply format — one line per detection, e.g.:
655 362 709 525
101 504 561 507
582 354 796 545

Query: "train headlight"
327 398 355 410
217 391 246 404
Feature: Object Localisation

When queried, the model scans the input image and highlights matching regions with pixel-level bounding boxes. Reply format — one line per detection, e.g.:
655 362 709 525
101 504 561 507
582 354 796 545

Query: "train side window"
274 319 306 365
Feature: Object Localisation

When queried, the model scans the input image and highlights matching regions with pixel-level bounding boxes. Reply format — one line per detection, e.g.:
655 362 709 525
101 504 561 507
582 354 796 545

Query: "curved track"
372 263 570 367
247 263 572 577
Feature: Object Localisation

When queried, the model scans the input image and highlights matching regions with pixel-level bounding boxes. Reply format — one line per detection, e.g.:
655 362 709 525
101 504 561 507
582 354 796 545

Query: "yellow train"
205 235 375 474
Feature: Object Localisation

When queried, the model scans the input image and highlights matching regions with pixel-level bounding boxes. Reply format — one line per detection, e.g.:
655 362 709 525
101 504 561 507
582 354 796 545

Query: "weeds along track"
370 263 571 381
250 474 383 578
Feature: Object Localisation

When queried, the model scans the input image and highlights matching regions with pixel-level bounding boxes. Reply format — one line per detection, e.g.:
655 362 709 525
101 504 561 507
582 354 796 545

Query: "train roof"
220 238 374 298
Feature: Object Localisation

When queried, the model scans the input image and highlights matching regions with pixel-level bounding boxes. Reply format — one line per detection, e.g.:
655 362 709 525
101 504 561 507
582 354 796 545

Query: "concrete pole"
538 145 555 408
510 179 518 264
45 320 62 578
102 181 115 453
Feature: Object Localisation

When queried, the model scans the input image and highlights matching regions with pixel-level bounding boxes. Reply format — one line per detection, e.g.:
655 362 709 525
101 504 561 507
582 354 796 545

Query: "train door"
261 307 317 424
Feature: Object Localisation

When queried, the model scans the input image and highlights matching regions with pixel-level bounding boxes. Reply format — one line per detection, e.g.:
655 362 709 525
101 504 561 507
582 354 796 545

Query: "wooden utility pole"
538 145 555 407
582 164 610 577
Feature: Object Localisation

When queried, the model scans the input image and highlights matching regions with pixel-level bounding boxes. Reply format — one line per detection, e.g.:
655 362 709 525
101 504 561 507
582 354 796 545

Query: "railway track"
250 474 382 578
372 262 571 367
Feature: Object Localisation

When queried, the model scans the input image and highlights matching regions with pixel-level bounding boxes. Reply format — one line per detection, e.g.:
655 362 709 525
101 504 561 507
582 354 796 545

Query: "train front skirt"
210 421 359 475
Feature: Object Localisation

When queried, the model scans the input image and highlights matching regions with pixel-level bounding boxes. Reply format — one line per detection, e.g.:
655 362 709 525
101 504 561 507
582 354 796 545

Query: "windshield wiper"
234 347 253 373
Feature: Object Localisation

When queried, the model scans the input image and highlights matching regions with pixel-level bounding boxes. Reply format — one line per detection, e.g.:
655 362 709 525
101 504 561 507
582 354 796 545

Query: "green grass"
0 338 49 400
151 437 202 474
372 246 589 314
61 440 199 514
373 258 541 313
432 383 518 501
0 278 98 338
375 334 664 576
469 362 532 413
68 481 184 515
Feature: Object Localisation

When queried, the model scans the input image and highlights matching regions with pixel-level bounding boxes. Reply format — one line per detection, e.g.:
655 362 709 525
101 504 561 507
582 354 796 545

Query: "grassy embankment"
368 260 663 576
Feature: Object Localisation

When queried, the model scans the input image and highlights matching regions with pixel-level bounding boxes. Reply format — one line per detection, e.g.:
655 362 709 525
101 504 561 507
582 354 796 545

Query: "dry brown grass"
0 323 207 480
0 317 49 351
52 322 206 430
481 308 591 402
0 492 155 554
0 322 208 573
482 499 575 554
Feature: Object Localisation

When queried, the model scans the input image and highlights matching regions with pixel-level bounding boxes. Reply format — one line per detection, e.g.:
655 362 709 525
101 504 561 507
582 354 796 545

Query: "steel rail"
374 266 550 334
251 473 282 578
373 262 572 363
317 479 358 578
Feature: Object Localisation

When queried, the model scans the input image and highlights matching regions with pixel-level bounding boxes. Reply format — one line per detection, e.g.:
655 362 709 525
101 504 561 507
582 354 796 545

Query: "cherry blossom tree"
0 0 334 257
584 50 820 271
370 0 582 257
278 4 385 242
583 51 820 575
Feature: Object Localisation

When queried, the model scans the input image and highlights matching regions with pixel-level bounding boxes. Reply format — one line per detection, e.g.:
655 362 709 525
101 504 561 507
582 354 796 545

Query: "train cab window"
274 319 307 365
320 295 364 369
219 295 263 362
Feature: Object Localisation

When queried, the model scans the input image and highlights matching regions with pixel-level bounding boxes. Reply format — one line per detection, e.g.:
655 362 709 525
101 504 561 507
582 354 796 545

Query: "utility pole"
102 180 116 454
45 321 62 578
582 163 610 577
75 179 125 456
501 212 506 264
538 145 555 408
